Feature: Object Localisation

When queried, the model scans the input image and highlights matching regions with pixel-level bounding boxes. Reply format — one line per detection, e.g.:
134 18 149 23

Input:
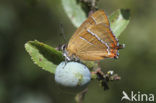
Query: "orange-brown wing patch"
77 51 115 61
90 10 110 26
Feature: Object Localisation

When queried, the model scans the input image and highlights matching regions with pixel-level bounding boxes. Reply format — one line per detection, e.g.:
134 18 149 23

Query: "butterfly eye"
61 44 66 51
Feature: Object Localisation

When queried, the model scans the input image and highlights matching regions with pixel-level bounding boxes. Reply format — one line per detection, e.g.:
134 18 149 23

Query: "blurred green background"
0 0 156 103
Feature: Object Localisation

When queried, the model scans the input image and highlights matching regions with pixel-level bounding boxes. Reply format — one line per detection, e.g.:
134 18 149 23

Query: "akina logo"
121 91 155 102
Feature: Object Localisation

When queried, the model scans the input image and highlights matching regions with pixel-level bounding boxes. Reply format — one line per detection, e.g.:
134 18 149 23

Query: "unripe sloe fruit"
55 61 91 87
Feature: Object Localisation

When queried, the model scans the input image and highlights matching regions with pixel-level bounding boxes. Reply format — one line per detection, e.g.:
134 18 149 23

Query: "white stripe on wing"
87 29 110 55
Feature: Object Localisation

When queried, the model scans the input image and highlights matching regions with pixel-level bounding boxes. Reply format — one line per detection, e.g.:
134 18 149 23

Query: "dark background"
0 0 156 103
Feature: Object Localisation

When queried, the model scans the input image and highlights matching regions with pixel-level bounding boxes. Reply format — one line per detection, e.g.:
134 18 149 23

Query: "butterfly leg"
63 56 70 69
70 54 80 62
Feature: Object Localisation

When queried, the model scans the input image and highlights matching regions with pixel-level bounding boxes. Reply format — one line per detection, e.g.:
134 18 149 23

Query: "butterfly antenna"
59 24 67 43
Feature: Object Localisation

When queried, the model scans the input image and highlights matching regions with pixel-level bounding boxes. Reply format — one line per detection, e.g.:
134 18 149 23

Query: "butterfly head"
58 44 77 61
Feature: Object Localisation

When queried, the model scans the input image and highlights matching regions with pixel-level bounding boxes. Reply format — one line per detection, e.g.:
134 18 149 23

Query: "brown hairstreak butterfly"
63 10 125 61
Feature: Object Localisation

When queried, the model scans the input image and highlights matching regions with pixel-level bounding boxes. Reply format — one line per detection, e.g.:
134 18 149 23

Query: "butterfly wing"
67 10 119 61
68 10 109 46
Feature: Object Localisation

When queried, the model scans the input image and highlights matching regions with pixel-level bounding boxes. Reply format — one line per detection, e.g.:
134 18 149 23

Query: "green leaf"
61 0 87 28
109 9 130 38
25 40 64 74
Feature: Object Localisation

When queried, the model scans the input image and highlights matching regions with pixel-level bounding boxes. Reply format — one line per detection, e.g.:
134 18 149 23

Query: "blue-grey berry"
55 61 91 87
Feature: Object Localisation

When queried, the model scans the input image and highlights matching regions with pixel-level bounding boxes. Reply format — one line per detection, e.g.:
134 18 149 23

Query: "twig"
75 88 88 103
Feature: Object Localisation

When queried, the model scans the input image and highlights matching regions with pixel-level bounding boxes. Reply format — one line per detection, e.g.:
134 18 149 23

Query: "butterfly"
63 10 124 61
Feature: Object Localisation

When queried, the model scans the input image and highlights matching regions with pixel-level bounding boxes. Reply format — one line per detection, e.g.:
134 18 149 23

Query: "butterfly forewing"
67 10 119 61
